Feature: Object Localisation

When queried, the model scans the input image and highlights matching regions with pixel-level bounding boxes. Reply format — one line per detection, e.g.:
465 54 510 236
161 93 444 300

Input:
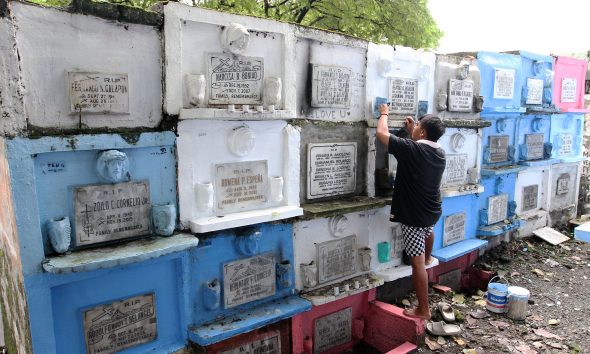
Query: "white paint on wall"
0 18 25 135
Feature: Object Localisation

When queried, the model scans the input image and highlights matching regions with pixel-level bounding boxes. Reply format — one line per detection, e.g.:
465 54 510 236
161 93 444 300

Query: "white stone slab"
68 72 129 114
525 133 544 160
307 143 356 199
221 331 281 354
442 154 468 186
533 226 570 245
489 135 509 163
526 78 543 105
388 77 418 115
561 78 577 103
215 160 269 214
559 134 573 155
207 53 264 105
443 212 466 247
314 307 352 354
311 65 352 108
448 79 474 112
493 68 515 100
522 185 539 212
515 165 550 216
317 236 357 284
223 253 276 308
488 193 508 225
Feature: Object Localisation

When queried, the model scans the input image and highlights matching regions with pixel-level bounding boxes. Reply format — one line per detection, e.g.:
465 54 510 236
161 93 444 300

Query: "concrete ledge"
480 165 525 176
518 158 559 167
375 258 439 282
301 197 389 220
42 233 198 273
188 295 311 346
482 107 526 114
180 108 296 120
442 119 491 128
477 219 523 237
300 274 384 306
71 0 163 27
557 156 587 163
525 106 560 114
189 206 303 233
432 239 488 262
441 185 484 198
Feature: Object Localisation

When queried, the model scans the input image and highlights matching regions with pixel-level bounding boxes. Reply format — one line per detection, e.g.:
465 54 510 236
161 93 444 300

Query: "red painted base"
196 320 290 354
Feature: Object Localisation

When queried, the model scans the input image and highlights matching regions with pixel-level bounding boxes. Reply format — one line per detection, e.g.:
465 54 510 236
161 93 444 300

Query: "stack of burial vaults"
1 1 588 354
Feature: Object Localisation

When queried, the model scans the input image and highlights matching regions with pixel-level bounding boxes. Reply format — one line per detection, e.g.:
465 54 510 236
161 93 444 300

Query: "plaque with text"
316 235 357 284
314 307 352 354
488 193 508 225
442 154 468 186
443 212 466 247
559 134 573 155
84 293 156 354
561 78 577 103
221 332 281 354
493 68 515 100
215 160 269 213
307 143 356 199
489 135 509 163
208 53 264 104
526 78 543 105
392 225 404 260
223 253 276 308
522 184 538 212
448 79 474 112
525 133 544 160
310 65 352 108
68 72 129 114
388 77 418 114
557 173 570 195
74 181 151 247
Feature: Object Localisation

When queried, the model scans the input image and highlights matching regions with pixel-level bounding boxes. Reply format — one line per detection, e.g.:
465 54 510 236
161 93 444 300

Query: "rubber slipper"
438 302 455 322
426 321 461 336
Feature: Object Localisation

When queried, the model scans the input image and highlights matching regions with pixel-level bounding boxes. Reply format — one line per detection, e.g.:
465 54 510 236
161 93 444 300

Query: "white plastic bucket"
506 286 530 320
486 276 509 313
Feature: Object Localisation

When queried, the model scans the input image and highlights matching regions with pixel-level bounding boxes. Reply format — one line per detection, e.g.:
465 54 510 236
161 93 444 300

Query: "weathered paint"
438 126 483 197
515 114 556 166
550 113 585 163
433 55 482 120
0 17 25 136
0 138 32 354
12 2 163 129
514 165 550 237
480 113 519 168
552 56 590 113
477 52 525 113
548 161 582 226
519 51 556 112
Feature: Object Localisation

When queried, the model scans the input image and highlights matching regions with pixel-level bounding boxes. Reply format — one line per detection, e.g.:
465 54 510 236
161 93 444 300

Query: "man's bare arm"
376 104 390 147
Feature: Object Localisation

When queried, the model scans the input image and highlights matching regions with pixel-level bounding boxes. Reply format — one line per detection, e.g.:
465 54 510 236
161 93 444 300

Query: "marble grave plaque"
208 53 264 105
442 154 468 186
489 135 509 163
525 133 544 160
526 78 543 105
559 134 573 155
561 78 577 103
221 332 281 354
493 68 515 100
314 307 352 354
223 253 276 308
316 235 357 284
84 293 157 354
392 225 404 260
388 78 418 114
215 160 269 213
68 72 129 114
74 181 151 247
557 173 570 195
448 79 474 112
310 65 352 108
522 184 539 212
443 212 466 247
488 193 508 225
307 143 356 199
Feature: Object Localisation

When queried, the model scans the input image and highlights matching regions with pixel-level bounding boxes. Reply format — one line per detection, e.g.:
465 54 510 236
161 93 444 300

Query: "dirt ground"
403 230 590 353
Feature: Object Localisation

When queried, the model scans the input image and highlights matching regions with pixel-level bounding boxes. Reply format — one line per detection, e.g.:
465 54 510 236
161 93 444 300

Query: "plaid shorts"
400 224 434 257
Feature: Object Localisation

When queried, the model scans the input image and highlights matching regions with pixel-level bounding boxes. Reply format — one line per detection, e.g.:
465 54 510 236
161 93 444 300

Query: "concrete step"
384 341 418 354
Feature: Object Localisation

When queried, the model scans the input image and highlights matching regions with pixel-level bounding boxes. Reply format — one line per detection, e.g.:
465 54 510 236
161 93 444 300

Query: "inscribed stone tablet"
559 134 573 155
488 193 508 225
310 65 352 108
392 225 404 260
316 235 357 284
307 143 356 199
68 72 129 114
314 307 352 354
522 185 539 212
557 173 570 195
526 78 543 105
207 53 264 104
84 293 156 354
221 332 281 354
442 154 468 186
388 78 418 114
443 212 466 247
561 78 577 103
215 160 268 213
493 68 515 100
489 135 509 163
74 181 151 247
448 79 474 112
525 133 545 160
223 253 276 308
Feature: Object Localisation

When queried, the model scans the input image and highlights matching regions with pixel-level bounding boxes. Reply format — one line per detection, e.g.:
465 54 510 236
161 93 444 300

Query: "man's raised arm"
376 104 390 147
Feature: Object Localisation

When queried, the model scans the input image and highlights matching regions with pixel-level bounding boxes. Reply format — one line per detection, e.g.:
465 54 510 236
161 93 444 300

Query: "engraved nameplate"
443 212 466 247
207 53 264 104
74 181 151 247
84 293 157 354
488 193 508 225
314 307 352 354
525 133 544 160
489 135 509 163
392 224 404 260
307 143 356 199
557 173 570 195
388 77 418 114
442 154 468 186
526 78 543 105
559 134 573 155
311 65 352 108
215 160 269 213
448 79 474 112
493 68 515 100
316 235 357 284
68 72 129 114
522 184 539 212
223 253 276 308
221 332 281 354
561 78 577 103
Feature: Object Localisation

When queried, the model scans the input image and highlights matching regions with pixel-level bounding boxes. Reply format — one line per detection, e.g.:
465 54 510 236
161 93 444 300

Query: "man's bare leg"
425 231 434 266
403 253 431 320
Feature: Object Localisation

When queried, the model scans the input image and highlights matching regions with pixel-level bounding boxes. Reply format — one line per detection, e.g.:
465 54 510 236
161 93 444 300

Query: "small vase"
152 203 176 236
46 217 71 254
196 182 214 212
270 176 284 203
358 247 372 271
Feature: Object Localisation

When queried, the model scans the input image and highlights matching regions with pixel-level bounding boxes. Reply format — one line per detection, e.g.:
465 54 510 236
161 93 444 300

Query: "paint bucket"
506 286 530 321
486 276 509 313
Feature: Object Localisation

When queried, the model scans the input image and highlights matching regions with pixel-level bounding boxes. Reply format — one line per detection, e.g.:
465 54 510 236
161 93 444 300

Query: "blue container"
486 276 509 313
477 52 526 113
550 113 585 163
481 113 519 168
519 51 556 112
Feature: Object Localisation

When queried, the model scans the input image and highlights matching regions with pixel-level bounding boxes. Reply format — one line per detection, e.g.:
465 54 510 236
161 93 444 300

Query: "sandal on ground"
438 301 455 322
426 321 461 336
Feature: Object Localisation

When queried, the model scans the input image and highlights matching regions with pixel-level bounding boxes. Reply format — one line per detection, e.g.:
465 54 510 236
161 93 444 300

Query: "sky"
428 0 590 56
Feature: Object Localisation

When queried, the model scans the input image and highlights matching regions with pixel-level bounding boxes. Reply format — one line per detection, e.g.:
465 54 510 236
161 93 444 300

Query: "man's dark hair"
418 114 445 142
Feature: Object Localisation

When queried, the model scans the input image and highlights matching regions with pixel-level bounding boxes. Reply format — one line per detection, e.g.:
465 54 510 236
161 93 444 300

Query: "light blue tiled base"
432 239 488 262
